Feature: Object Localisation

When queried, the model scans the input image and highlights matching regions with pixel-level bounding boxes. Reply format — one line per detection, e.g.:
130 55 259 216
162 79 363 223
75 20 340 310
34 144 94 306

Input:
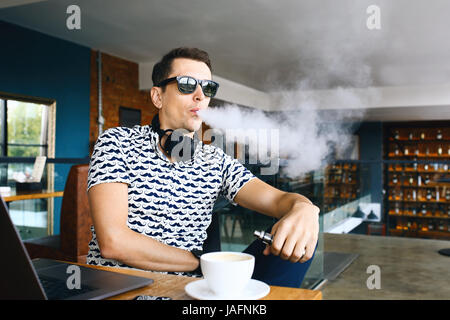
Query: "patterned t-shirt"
86 124 255 276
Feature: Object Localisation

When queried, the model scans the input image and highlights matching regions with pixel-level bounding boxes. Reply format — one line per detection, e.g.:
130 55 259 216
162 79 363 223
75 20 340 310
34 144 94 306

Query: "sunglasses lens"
176 76 218 97
202 81 218 97
178 76 197 94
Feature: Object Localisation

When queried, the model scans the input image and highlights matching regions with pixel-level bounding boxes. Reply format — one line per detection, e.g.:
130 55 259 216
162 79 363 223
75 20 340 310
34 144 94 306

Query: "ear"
150 87 163 109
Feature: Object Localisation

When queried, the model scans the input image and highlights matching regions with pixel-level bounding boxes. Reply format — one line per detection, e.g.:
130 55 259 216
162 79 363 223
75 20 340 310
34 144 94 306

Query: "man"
87 47 319 287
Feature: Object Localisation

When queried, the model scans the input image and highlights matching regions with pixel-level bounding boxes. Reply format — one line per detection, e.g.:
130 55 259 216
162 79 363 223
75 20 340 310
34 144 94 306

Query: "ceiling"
1 0 449 93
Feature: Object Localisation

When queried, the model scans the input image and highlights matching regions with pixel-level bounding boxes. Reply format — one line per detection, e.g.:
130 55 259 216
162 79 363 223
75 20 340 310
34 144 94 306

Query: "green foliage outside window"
6 101 46 157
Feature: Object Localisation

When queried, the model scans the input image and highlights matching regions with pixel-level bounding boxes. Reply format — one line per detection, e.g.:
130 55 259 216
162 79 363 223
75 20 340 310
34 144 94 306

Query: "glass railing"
215 160 383 289
0 157 89 240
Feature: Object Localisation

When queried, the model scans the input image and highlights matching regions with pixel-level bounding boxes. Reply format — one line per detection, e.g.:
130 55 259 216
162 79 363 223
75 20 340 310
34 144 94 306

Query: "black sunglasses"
155 76 219 98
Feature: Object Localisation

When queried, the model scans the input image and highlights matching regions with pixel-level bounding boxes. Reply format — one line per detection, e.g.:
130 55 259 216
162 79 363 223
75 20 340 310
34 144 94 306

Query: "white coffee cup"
200 251 255 298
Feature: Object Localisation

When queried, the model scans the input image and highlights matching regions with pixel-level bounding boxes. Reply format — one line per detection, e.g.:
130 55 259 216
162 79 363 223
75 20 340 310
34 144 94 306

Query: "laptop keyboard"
39 275 97 300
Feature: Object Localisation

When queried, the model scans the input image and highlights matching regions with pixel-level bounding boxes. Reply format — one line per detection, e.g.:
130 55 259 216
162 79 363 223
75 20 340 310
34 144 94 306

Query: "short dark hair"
152 47 212 89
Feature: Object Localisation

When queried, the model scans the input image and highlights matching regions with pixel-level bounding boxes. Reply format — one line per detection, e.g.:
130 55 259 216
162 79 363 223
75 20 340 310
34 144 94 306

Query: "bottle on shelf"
438 221 445 232
420 132 426 140
428 221 434 231
392 174 398 185
437 129 443 140
446 189 450 201
394 202 400 214
426 189 432 200
404 146 409 155
408 175 414 185
394 144 400 156
394 130 400 140
406 191 411 201
431 208 437 217
438 145 443 156
408 132 414 140
406 221 411 230
424 175 430 185
437 204 445 216
421 204 427 216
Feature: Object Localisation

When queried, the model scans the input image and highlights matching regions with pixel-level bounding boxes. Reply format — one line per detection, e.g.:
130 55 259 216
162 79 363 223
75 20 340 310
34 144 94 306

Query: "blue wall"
0 20 91 233
357 121 384 207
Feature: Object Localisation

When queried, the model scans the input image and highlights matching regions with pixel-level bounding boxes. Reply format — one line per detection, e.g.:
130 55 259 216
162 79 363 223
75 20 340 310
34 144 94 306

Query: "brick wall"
89 51 158 154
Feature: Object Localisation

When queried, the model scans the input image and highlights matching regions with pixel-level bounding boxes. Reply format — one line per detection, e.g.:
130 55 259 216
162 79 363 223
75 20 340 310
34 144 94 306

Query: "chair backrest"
59 164 92 259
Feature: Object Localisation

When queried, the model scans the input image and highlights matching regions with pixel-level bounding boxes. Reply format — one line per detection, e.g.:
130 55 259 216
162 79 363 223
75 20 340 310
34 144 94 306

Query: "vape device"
253 230 273 245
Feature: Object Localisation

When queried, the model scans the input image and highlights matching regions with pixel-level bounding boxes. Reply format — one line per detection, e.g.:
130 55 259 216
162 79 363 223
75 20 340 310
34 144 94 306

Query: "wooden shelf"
388 138 450 142
388 153 450 158
387 184 450 189
385 124 450 240
389 228 450 240
323 162 361 212
387 169 450 174
325 182 358 186
388 213 450 220
388 198 450 204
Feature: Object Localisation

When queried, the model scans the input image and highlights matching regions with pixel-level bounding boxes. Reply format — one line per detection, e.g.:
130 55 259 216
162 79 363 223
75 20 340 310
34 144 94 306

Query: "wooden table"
3 190 64 202
81 263 322 300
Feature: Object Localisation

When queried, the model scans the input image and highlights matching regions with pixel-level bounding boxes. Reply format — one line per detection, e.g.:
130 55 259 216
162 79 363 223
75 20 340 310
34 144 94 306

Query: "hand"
263 202 320 263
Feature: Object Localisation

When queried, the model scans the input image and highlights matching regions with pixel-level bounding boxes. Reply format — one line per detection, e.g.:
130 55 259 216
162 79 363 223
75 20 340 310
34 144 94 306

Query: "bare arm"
234 178 320 263
88 182 199 272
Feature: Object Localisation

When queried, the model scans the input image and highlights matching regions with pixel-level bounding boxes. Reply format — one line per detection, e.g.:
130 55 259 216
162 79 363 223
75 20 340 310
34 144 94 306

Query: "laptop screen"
0 196 47 299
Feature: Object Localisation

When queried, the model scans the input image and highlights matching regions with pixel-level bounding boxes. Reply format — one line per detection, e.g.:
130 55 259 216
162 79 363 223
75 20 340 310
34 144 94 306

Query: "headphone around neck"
151 113 199 162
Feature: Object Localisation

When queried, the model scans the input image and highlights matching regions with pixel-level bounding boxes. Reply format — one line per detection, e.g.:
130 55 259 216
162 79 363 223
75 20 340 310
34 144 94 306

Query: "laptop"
0 196 153 300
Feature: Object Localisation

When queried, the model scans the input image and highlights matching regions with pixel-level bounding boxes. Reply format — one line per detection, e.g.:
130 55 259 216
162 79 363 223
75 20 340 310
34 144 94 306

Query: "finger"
280 234 297 260
299 241 315 263
270 224 288 256
263 244 270 256
269 221 280 238
290 242 306 263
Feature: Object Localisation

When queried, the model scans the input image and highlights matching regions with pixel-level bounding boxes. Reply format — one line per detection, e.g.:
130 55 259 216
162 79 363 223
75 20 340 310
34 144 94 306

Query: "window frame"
0 92 56 235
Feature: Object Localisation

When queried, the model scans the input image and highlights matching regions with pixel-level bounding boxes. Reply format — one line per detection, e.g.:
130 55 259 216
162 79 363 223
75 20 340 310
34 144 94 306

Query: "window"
0 95 56 240
119 106 141 128
1 99 49 182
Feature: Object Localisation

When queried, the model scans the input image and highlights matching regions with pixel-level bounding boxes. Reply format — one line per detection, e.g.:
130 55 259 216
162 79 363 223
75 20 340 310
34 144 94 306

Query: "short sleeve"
220 150 256 206
87 128 131 191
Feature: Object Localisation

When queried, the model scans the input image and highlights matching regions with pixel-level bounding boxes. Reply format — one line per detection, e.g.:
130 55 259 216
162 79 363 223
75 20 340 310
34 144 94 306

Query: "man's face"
154 58 212 133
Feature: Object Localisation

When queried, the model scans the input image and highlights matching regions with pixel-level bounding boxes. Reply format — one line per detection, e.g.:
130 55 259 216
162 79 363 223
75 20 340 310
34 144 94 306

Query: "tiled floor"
321 232 450 299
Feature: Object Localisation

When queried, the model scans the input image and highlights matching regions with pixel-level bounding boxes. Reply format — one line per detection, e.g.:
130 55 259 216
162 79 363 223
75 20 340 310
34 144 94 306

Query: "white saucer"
185 279 270 300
